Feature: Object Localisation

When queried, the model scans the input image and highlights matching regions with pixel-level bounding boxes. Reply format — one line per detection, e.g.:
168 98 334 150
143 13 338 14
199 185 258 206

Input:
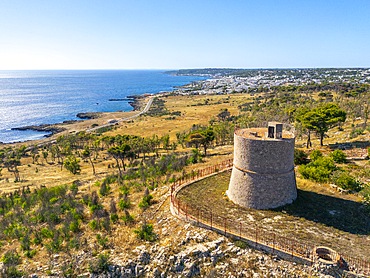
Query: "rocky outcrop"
76 112 102 119
12 124 65 137
23 209 353 278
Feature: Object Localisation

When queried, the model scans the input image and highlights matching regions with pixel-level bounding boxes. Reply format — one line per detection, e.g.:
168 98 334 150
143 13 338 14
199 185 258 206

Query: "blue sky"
0 0 369 69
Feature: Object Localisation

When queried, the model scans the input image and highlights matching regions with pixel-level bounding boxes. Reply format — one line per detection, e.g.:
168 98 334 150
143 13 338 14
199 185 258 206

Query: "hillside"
0 80 369 277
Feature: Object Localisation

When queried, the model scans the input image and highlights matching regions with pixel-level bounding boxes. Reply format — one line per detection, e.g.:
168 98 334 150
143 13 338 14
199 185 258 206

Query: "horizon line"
0 66 370 71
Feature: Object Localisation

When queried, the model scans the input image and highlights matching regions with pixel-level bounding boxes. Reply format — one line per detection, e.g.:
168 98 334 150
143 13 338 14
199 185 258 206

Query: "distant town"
167 68 370 95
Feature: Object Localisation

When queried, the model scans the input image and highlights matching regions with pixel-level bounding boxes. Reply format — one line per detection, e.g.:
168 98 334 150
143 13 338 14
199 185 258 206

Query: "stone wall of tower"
227 129 297 209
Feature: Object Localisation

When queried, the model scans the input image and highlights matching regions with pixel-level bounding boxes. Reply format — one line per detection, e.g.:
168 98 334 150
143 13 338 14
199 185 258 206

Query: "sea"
0 70 205 143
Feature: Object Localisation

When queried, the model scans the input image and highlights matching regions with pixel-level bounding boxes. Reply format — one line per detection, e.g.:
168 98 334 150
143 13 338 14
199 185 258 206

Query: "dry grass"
104 93 250 140
0 91 369 274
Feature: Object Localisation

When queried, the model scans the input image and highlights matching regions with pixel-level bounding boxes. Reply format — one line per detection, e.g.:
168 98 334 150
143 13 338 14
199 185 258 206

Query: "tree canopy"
296 103 346 146
186 127 215 156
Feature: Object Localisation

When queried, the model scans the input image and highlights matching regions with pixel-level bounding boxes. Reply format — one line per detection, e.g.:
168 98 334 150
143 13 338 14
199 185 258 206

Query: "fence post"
197 209 199 225
185 204 188 220
291 240 294 258
239 222 242 240
272 233 275 255
210 211 213 229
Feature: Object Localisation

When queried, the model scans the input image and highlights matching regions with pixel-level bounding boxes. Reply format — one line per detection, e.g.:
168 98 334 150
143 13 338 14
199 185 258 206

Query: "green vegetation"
298 150 362 191
63 155 81 174
299 156 337 182
331 170 361 191
89 253 110 274
294 149 308 165
134 223 157 242
0 71 369 275
186 127 215 156
296 103 346 147
0 129 210 274
310 149 323 161
330 149 347 163
138 193 153 209
1 250 24 277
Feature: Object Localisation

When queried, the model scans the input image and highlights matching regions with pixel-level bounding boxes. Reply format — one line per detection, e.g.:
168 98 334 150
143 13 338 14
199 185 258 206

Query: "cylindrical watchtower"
227 122 297 209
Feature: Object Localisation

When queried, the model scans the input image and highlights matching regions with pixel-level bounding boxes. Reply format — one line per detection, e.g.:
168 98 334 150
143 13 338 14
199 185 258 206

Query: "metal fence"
170 160 370 276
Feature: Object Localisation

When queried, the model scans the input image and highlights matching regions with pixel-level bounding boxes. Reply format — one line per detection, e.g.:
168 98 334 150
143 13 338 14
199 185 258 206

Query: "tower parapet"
227 123 297 209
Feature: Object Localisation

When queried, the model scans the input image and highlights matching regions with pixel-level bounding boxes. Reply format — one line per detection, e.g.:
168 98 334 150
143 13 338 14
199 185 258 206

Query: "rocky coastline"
11 124 67 137
76 112 103 119
8 95 145 142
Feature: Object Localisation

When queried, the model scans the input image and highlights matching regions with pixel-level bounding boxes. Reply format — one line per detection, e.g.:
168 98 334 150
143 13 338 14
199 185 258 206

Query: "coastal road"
86 95 154 132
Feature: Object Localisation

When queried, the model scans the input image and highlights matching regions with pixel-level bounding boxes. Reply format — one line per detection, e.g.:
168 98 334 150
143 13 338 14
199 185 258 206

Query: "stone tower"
227 122 297 209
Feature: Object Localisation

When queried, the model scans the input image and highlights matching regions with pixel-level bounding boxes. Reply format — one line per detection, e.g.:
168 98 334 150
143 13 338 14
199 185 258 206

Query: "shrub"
88 192 103 213
32 232 42 245
294 149 308 165
121 210 134 225
46 234 62 253
188 148 202 164
119 185 130 195
64 155 81 175
102 175 117 185
69 220 81 233
24 249 36 258
4 223 27 240
331 171 362 191
233 240 249 249
20 234 31 251
96 233 109 249
134 223 157 242
110 213 119 223
89 204 103 214
49 197 59 204
48 212 61 225
118 197 131 210
68 238 80 250
70 182 79 195
41 227 54 239
71 208 84 221
61 261 78 278
138 194 153 209
1 250 21 265
350 128 364 138
148 180 158 191
3 266 24 277
89 253 110 274
99 182 111 197
298 157 336 182
89 219 100 231
309 150 323 161
330 149 347 163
